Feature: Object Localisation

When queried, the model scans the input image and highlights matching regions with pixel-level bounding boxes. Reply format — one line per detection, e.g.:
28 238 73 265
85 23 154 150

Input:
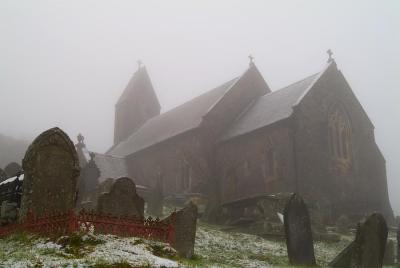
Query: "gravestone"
4 162 22 178
383 239 395 265
283 193 316 266
97 177 144 218
397 224 400 264
163 202 198 258
329 213 388 268
19 127 80 219
350 213 388 268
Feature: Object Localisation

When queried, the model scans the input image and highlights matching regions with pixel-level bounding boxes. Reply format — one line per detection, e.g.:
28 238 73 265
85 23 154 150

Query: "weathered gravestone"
329 213 388 268
19 127 80 219
383 239 395 265
163 202 198 258
283 193 316 266
397 224 400 264
4 162 22 178
97 177 144 218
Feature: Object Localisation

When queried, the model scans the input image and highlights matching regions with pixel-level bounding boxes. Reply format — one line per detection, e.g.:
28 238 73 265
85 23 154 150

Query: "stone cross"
137 60 143 70
248 54 255 66
283 193 316 266
327 49 334 63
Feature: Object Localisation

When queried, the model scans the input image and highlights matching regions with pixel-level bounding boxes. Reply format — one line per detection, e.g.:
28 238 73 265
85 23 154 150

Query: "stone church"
102 55 393 222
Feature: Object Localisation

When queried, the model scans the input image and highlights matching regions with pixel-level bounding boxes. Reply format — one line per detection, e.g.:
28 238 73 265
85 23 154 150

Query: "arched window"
328 104 352 172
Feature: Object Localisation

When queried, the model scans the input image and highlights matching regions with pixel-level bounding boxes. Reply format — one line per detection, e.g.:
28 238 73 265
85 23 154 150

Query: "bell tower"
114 62 161 145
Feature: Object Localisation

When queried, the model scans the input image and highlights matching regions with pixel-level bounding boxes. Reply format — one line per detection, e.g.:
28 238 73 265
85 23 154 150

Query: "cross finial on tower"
248 54 255 66
327 49 334 63
137 60 143 70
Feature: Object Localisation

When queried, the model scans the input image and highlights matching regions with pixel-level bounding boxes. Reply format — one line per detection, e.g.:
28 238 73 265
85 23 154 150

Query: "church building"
105 54 393 222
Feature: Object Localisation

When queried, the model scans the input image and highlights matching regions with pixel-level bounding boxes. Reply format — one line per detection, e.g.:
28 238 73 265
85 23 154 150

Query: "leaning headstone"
163 202 198 258
19 127 80 219
4 162 22 178
329 213 388 268
329 241 355 268
383 239 395 265
97 177 144 218
283 193 316 266
350 213 388 268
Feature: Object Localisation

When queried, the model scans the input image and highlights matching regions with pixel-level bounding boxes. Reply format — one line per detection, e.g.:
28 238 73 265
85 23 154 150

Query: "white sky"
0 0 399 214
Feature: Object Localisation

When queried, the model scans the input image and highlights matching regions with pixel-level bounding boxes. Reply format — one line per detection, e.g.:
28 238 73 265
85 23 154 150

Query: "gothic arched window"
328 104 352 173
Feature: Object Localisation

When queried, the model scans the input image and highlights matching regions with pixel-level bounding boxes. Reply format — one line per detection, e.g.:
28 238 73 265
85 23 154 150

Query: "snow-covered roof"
0 174 24 186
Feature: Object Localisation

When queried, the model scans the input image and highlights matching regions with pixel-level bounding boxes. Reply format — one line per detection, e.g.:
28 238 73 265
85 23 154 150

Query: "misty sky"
0 1 399 215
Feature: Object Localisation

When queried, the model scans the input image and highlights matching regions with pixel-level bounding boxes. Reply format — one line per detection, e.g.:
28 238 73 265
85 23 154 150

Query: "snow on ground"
0 233 179 267
0 222 358 267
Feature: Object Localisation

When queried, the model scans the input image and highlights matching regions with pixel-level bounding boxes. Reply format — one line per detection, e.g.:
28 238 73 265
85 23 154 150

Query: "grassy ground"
0 222 397 267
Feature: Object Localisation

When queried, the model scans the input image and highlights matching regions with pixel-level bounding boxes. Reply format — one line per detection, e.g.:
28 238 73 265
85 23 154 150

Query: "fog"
0 1 399 214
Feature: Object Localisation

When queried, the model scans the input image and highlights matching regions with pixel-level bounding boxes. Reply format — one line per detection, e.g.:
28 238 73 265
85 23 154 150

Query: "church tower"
114 64 161 145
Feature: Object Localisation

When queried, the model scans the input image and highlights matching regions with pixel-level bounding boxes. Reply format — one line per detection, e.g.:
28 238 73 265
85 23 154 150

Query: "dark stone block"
329 213 388 268
283 193 316 266
97 177 144 218
350 213 388 268
164 202 198 258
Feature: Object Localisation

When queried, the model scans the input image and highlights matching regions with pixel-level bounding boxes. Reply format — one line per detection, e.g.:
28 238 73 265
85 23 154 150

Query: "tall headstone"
283 193 316 266
97 177 144 218
163 202 198 258
350 213 388 268
329 213 388 268
19 127 80 219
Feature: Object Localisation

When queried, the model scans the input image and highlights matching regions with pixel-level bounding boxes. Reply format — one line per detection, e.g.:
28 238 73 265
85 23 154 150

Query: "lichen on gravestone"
19 127 80 220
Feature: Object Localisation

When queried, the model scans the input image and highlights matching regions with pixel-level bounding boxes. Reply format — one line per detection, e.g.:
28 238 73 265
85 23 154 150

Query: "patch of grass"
147 243 177 259
91 259 150 268
132 239 144 245
5 232 36 244
178 254 210 267
55 232 104 258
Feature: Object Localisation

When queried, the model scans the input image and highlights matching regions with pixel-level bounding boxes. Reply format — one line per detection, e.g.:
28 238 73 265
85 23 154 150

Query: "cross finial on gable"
137 60 143 70
327 49 334 63
248 54 255 66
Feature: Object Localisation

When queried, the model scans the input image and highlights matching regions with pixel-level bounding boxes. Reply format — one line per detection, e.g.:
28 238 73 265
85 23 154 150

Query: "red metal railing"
0 210 176 245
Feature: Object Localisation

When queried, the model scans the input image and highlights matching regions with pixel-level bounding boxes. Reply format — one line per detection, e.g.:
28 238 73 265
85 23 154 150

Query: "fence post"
67 210 77 234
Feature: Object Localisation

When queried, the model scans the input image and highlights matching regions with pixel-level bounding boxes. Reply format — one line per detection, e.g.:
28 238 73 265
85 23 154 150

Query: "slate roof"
92 153 129 184
108 76 240 157
76 145 129 184
117 66 160 110
219 72 321 141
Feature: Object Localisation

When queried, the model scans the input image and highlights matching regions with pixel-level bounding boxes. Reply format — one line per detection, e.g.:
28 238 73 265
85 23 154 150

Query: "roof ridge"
293 61 335 106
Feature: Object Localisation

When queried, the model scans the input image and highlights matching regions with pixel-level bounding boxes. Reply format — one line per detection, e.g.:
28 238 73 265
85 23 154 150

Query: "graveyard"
1 2 399 266
0 127 398 267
